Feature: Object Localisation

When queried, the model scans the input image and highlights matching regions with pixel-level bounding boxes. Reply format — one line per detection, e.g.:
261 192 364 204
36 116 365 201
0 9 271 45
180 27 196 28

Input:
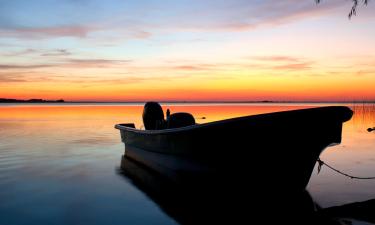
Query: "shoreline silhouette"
0 98 65 103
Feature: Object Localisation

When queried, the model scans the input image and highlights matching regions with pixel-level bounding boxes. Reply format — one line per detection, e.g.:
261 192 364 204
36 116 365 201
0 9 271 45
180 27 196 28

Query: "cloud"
0 67 193 85
272 62 313 70
160 57 315 73
173 64 217 71
66 59 133 68
0 73 27 82
0 71 66 83
0 25 93 39
41 49 72 57
133 30 152 39
0 58 132 71
2 48 72 57
0 25 153 42
251 56 301 62
355 69 375 76
155 0 346 32
247 55 314 71
3 49 37 57
67 59 131 64
0 0 348 42
0 64 55 70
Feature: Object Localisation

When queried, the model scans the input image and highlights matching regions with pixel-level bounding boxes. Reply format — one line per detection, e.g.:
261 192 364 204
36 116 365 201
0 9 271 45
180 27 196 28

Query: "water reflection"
0 103 375 224
119 156 324 224
308 104 375 208
350 103 375 128
0 105 178 225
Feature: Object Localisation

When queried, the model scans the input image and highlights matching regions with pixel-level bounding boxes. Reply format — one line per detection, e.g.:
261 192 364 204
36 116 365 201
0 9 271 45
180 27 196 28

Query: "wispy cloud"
0 71 66 83
0 53 316 76
0 64 55 70
247 55 315 71
72 74 193 87
251 56 301 62
2 48 72 57
66 59 133 68
172 64 217 71
0 73 27 82
272 62 313 70
0 58 133 71
41 49 72 57
356 70 374 76
156 0 346 32
133 30 152 39
0 0 348 42
3 49 37 57
67 59 131 64
0 25 94 39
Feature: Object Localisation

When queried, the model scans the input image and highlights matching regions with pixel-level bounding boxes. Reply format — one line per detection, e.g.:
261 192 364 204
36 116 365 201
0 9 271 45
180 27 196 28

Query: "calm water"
0 103 374 224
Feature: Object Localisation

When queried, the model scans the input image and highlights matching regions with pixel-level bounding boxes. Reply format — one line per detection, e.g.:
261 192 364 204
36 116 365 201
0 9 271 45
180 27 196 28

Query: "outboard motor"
142 102 165 130
167 112 195 129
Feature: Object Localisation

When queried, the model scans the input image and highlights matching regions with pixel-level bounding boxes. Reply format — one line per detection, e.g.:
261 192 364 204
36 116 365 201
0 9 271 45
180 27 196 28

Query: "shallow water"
0 103 374 224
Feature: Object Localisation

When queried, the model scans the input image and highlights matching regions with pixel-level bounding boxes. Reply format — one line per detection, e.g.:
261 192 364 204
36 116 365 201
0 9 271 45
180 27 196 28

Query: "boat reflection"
118 155 337 225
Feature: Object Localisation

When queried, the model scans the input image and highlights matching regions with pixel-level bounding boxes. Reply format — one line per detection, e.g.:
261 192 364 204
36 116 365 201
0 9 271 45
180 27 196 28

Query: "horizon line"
1 97 375 104
1 100 375 104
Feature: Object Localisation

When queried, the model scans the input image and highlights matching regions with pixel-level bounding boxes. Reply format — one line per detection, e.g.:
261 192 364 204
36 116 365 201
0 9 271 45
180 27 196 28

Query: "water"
0 103 374 224
308 103 375 207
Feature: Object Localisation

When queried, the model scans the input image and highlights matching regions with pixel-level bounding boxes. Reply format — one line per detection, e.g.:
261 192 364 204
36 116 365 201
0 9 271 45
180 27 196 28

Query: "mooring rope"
317 158 375 180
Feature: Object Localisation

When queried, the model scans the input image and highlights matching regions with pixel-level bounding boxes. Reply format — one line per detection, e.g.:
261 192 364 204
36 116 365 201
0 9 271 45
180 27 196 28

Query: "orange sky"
1 0 375 101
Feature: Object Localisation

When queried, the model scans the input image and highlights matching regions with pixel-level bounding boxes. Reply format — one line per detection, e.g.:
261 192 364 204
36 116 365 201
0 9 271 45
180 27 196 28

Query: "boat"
115 106 353 192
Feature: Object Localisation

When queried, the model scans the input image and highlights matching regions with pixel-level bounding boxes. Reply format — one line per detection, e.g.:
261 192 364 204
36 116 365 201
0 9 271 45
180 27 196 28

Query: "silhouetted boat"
115 106 353 191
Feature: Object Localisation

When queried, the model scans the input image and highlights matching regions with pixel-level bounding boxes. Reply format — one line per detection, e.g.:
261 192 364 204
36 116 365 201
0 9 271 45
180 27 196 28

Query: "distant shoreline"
1 98 374 104
0 98 65 103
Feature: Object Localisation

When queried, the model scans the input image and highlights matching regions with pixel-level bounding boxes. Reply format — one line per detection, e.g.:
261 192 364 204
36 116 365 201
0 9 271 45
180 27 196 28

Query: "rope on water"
317 158 375 180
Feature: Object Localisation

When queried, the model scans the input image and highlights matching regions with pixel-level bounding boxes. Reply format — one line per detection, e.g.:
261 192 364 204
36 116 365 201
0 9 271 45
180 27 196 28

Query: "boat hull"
116 106 353 191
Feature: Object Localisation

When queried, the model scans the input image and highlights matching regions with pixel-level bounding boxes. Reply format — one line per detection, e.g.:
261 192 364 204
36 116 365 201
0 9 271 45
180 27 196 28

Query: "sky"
0 0 374 102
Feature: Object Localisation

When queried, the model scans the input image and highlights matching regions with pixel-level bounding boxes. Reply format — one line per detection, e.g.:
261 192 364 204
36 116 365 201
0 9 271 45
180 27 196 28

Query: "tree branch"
315 0 369 18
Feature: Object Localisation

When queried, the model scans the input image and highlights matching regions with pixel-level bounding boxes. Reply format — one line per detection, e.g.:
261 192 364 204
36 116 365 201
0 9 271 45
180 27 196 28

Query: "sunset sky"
0 0 374 102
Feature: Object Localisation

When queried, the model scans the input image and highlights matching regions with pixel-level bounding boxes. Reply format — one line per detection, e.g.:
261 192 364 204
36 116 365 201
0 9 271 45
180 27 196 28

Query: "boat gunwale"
115 106 352 135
